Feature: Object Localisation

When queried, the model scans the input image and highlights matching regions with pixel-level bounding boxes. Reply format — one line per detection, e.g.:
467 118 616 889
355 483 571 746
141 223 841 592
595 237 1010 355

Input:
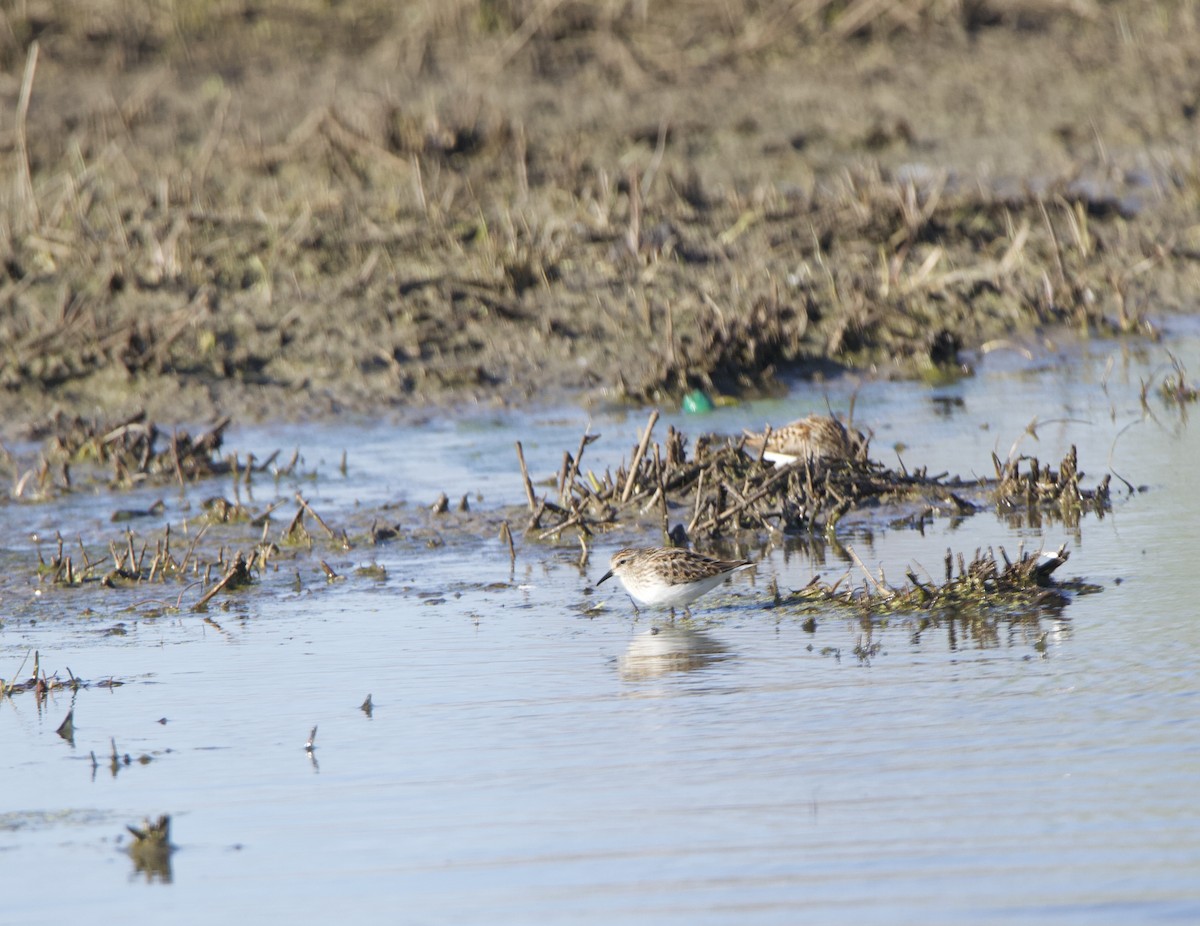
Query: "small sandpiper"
596 546 755 617
742 414 867 465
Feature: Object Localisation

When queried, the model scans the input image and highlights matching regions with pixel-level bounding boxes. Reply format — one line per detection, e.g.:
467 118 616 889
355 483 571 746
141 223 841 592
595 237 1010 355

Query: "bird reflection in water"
618 626 731 680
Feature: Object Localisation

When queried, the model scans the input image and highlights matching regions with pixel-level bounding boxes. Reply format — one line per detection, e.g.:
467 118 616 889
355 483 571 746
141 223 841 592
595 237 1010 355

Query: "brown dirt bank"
2 0 1199 432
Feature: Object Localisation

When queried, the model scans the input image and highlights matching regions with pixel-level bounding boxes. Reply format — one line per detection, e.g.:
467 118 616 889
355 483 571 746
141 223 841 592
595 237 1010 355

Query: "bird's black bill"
596 569 614 586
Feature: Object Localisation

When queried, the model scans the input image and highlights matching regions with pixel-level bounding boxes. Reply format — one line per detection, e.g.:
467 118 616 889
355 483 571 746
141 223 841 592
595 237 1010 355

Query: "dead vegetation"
1 409 304 500
756 542 1089 659
27 471 364 610
991 445 1111 522
521 412 1111 550
29 476 500 611
0 649 124 699
35 519 271 611
1156 353 1200 406
0 1 1198 424
784 543 1077 614
525 413 1108 612
126 814 174 883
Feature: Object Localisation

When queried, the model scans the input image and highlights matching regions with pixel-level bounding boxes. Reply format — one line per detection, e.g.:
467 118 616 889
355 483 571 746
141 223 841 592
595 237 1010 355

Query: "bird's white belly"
626 573 729 607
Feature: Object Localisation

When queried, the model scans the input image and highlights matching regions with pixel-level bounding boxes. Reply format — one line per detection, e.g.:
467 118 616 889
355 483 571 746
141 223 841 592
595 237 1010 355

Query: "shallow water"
4 323 1200 923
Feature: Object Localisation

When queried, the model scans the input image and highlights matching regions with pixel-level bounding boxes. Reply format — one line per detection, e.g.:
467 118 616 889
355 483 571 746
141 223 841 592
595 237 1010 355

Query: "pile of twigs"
786 543 1072 613
519 412 1111 544
6 411 305 498
991 446 1110 520
39 411 235 482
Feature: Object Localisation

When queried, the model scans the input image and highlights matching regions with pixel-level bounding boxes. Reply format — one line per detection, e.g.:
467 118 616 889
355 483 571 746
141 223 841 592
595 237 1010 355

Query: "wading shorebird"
597 547 755 618
742 414 867 466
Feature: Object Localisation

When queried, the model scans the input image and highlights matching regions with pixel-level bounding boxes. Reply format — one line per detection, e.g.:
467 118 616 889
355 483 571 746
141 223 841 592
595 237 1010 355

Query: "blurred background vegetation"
0 0 1197 421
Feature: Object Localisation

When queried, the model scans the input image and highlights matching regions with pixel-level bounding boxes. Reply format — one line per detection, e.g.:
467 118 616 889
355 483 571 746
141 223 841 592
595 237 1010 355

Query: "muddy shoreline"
2 1 1199 433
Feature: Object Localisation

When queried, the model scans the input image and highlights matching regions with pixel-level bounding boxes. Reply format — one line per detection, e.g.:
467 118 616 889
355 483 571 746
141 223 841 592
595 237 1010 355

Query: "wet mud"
1 1 1199 428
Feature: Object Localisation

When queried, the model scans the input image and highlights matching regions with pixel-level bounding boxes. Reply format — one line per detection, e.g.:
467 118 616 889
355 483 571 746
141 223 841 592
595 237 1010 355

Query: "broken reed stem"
539 511 583 540
295 493 336 539
76 535 93 571
847 544 893 599
7 650 32 696
687 468 706 534
499 520 516 567
621 409 659 504
192 560 241 610
655 445 669 537
515 441 537 512
178 523 210 575
556 451 571 504
563 431 591 501
192 570 234 606
755 425 771 465
283 504 305 540
15 41 39 229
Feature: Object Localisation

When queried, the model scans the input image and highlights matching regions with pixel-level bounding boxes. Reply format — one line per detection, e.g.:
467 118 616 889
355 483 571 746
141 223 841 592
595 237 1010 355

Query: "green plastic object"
681 390 714 414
